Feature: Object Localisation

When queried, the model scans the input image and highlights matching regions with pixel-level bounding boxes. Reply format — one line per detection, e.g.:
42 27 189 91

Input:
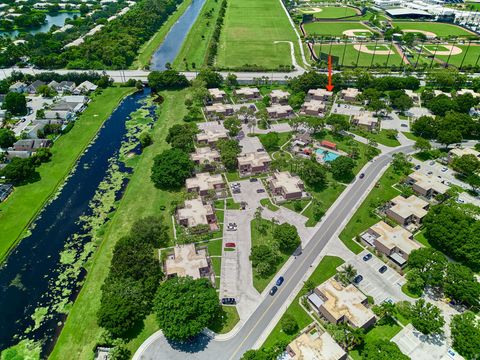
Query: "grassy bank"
131 0 193 69
0 87 134 263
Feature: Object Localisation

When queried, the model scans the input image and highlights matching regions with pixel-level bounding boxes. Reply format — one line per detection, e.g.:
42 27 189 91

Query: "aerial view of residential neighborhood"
1 0 480 359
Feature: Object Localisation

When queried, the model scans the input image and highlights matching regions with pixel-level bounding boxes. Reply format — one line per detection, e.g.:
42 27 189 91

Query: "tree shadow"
166 333 211 353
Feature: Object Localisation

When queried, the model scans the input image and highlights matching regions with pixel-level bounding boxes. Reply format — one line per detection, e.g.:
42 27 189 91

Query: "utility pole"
459 40 472 69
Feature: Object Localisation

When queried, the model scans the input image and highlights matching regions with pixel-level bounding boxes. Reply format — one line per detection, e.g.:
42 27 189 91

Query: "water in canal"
0 88 156 355
150 0 206 70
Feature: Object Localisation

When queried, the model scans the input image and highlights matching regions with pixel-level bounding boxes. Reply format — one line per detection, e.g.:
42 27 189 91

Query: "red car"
225 242 236 248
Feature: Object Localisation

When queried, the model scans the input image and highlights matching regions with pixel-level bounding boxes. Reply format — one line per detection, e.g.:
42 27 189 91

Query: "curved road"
134 145 414 360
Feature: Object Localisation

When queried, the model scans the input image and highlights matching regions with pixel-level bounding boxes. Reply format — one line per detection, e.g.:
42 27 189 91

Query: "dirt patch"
353 44 394 55
402 29 437 39
301 7 323 13
343 29 373 37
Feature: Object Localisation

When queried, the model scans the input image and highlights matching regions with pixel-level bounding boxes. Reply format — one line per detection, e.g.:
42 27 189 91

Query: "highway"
133 144 414 360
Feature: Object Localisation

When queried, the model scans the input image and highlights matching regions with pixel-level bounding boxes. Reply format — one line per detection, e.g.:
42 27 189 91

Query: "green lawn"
216 209 225 223
207 239 223 256
393 21 477 37
260 198 279 211
172 0 222 70
0 87 135 264
132 0 193 69
402 131 420 141
304 21 372 37
209 306 240 334
262 256 344 348
307 6 358 19
413 229 431 247
314 43 404 68
401 283 421 298
350 129 401 147
49 90 191 360
216 0 299 70
226 197 241 209
339 166 404 254
211 256 222 276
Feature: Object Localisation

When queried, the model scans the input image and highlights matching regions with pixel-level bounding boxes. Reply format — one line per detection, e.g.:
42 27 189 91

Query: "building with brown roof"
176 198 216 229
266 104 294 119
340 88 361 102
407 171 449 199
237 151 271 176
234 87 261 100
386 195 429 227
164 244 214 284
301 100 326 117
186 172 225 197
268 171 305 201
208 88 227 103
308 88 333 101
351 111 378 131
270 89 290 104
190 147 221 167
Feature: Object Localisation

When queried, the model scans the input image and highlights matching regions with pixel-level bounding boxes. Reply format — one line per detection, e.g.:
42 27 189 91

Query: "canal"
150 0 206 70
0 89 155 355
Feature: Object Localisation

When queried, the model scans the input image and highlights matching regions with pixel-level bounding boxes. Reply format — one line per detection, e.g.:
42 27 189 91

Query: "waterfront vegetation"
0 87 134 263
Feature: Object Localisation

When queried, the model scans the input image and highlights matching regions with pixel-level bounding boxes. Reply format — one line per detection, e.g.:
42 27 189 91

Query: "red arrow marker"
326 55 334 92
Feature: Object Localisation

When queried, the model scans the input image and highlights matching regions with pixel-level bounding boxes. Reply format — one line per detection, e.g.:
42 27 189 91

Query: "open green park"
393 21 476 37
300 6 359 19
215 0 298 69
303 21 372 37
314 43 404 67
428 44 480 67
0 87 134 263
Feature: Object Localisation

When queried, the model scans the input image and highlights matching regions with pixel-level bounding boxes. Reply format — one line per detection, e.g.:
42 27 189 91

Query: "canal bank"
0 87 152 356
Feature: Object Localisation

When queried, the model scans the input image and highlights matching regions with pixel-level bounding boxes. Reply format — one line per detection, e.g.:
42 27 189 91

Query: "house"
362 221 421 268
190 147 221 166
48 80 60 90
55 81 76 93
73 81 98 94
186 172 225 197
266 104 294 119
308 88 333 101
164 244 214 283
26 80 46 94
0 110 6 120
0 184 13 202
386 195 429 227
433 90 452 98
43 110 73 121
205 103 235 117
5 150 31 160
448 147 480 163
340 88 361 102
12 139 51 152
8 82 27 93
269 89 290 104
301 100 326 117
351 111 378 131
208 88 227 103
320 140 337 150
286 324 347 360
196 128 229 146
405 89 420 103
308 278 376 329
176 197 216 229
234 87 261 100
268 171 305 201
292 133 312 147
407 171 449 198
457 88 480 98
238 151 271 176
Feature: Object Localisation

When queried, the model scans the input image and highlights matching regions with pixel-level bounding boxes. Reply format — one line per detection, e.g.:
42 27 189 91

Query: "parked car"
359 173 365 179
379 265 388 274
225 242 236 248
429 161 435 166
414 165 421 170
221 297 236 305
441 167 448 172
427 171 433 175
276 276 284 286
249 178 258 182
401 123 408 127
226 224 237 231
269 286 278 296
363 253 372 261
353 275 363 284
256 189 265 193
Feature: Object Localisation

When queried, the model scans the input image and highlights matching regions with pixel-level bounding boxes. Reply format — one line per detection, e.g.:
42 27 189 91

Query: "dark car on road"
249 178 258 182
276 276 284 286
221 298 236 305
379 265 388 274
269 286 278 296
363 253 372 261
353 275 363 284
256 189 265 193
359 173 365 179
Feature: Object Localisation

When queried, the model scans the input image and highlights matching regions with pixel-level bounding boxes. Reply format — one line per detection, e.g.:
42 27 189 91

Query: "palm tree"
339 264 357 283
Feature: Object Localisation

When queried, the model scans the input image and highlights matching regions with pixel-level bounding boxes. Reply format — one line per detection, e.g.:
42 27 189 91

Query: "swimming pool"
315 149 340 162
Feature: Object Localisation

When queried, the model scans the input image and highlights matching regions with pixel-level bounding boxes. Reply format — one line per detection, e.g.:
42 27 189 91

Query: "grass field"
0 87 134 264
314 43 404 67
303 21 371 37
172 0 222 70
350 129 401 147
216 0 299 69
430 44 480 67
300 6 358 19
393 21 476 37
132 0 193 69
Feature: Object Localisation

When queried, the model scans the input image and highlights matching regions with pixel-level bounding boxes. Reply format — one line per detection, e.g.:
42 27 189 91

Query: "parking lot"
347 249 409 304
239 135 264 155
380 112 410 132
231 179 268 209
411 158 471 192
13 96 53 136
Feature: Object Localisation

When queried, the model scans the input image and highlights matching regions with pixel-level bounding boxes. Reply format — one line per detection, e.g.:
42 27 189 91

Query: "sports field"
300 6 358 19
303 21 372 37
393 21 476 37
314 43 404 67
426 44 480 67
216 0 298 69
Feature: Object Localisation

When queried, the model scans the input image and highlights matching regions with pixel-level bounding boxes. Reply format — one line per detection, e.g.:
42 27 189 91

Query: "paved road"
133 145 414 360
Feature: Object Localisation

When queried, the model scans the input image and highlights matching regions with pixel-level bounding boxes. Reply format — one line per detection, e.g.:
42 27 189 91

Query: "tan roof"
165 244 209 279
408 171 449 194
308 88 333 98
177 198 214 227
205 103 233 114
389 195 428 219
317 278 375 328
288 326 346 360
270 89 290 100
433 90 452 98
186 172 224 192
238 151 271 168
269 171 303 195
266 104 293 115
208 88 226 98
449 147 480 158
196 129 229 143
190 147 221 164
302 100 326 112
341 88 361 99
235 87 260 96
352 111 378 127
370 221 420 255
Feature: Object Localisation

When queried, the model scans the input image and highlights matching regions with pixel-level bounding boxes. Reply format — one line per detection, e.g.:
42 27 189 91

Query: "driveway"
231 179 267 209
13 95 53 136
347 249 409 304
331 103 362 116
239 134 264 154
380 112 410 132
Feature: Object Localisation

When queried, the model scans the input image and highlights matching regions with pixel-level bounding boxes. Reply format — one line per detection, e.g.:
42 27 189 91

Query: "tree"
36 84 56 98
408 248 447 288
250 244 279 277
154 277 220 340
147 70 189 92
409 299 445 335
337 264 357 285
298 159 327 189
288 71 327 94
414 138 431 152
280 314 298 335
444 263 480 308
196 68 223 88
368 98 386 115
454 93 479 113
0 129 16 148
437 129 462 148
109 339 131 360
405 269 425 296
411 116 437 139
390 92 413 112
217 139 241 171
3 92 27 115
130 216 170 248
224 117 242 137
273 223 300 253
391 152 412 175
329 156 356 183
466 174 480 192
260 132 280 152
165 123 197 153
225 73 238 88
151 149 194 190
327 322 364 351
451 154 480 177
326 114 350 133
0 157 38 185
32 147 52 165
362 339 409 360
450 312 480 360
139 132 153 148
